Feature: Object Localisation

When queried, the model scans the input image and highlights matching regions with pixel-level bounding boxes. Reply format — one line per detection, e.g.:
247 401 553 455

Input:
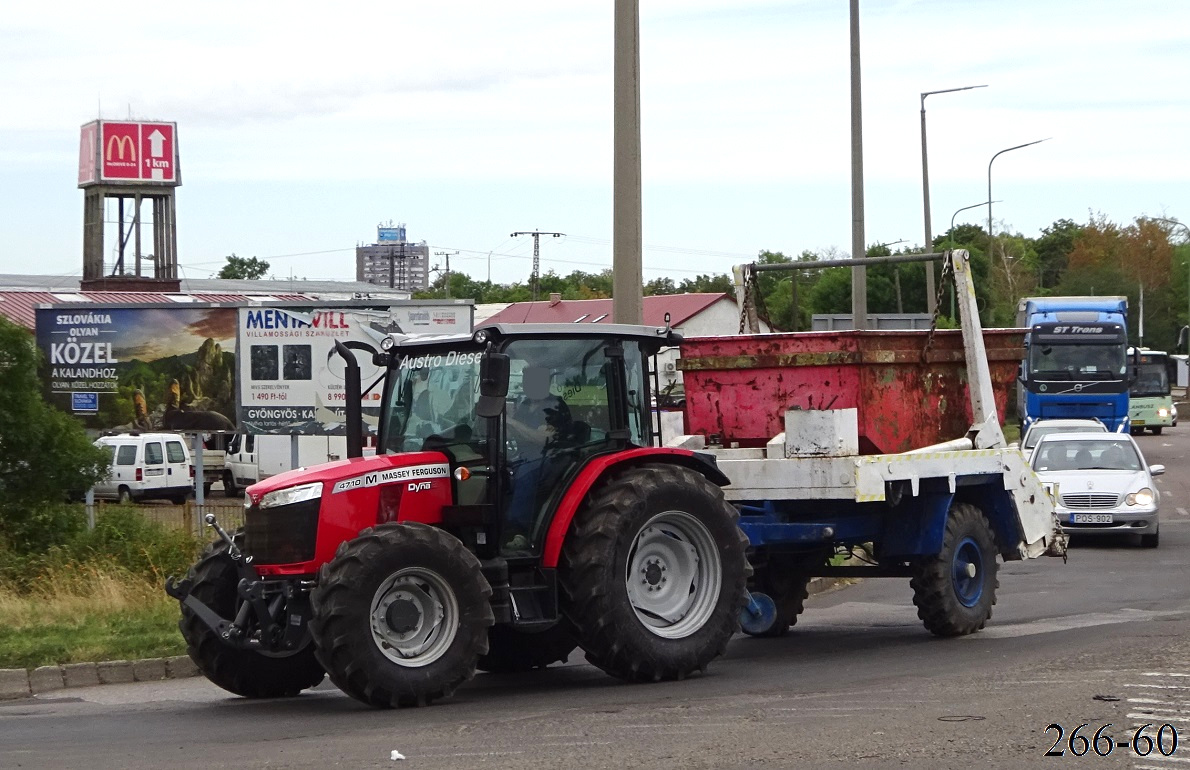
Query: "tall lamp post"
921 84 986 312
987 138 1049 265
943 201 998 318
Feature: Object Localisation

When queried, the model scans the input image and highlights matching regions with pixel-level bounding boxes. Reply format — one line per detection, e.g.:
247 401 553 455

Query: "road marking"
974 608 1179 639
1127 713 1190 723
1177 507 1188 516
1125 684 1190 691
1144 673 1190 678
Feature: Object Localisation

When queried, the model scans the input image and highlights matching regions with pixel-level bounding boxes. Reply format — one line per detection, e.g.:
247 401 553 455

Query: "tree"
217 254 271 280
0 317 109 552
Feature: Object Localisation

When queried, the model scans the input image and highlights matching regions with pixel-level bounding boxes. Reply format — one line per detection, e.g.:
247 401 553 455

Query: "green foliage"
0 505 201 592
0 318 109 551
217 253 270 280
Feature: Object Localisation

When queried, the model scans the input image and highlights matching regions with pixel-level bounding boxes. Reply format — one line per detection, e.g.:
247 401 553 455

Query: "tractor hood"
245 451 451 508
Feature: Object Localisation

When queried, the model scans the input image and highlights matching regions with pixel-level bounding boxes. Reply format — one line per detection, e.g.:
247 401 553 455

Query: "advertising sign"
377 226 406 243
78 120 179 187
237 304 472 435
36 306 238 432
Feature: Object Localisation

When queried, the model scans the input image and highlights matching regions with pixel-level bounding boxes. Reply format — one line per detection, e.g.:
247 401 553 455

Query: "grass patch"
0 505 201 669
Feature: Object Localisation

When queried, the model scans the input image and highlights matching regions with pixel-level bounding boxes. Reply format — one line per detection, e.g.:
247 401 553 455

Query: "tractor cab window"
383 347 487 456
500 337 629 553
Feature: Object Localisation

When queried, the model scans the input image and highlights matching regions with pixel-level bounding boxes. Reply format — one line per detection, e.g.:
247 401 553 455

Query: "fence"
89 499 245 539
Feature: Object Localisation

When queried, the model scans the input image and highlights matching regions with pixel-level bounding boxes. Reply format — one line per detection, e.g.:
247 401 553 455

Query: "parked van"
93 433 194 504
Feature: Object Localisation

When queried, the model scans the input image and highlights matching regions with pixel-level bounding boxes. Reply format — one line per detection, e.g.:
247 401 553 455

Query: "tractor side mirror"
477 352 510 418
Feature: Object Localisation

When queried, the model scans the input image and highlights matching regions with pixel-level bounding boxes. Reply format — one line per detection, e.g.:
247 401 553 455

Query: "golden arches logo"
105 134 136 162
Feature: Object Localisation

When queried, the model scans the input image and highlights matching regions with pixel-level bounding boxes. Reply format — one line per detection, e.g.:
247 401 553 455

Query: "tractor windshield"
382 347 487 454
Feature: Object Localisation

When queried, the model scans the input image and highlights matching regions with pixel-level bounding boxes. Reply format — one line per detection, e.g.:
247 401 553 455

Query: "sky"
2 0 1188 288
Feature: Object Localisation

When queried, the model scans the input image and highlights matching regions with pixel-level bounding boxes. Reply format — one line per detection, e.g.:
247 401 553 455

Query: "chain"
739 265 755 334
921 253 954 363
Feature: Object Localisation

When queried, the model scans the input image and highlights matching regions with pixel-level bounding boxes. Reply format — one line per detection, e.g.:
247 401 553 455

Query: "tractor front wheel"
310 523 493 708
476 623 577 674
910 503 999 637
178 538 325 698
560 464 749 682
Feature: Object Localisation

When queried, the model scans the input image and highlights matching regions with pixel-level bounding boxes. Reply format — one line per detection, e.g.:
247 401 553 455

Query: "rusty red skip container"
677 328 1025 455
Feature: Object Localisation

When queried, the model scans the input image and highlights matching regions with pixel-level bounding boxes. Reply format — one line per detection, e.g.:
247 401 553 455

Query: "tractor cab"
375 323 674 557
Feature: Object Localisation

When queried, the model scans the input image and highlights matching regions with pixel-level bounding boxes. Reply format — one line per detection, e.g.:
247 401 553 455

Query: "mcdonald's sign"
79 120 179 187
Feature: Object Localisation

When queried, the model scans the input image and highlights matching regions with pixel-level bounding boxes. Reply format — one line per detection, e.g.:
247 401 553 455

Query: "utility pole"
849 0 868 330
613 0 644 325
433 250 457 298
387 242 410 290
511 230 563 301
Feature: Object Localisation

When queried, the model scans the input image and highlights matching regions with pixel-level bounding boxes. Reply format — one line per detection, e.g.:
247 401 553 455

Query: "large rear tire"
476 624 577 673
178 538 326 698
910 503 999 637
310 523 493 708
560 464 749 682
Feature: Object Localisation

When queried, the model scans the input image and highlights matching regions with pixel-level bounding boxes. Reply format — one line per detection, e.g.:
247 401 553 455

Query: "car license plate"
1071 513 1113 524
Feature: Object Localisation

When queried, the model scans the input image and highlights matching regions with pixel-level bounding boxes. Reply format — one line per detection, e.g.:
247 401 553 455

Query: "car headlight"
1126 487 1154 507
1158 408 1169 418
260 482 324 509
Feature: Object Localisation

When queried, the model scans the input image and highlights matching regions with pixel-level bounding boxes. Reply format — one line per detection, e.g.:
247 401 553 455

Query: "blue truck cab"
1016 296 1130 432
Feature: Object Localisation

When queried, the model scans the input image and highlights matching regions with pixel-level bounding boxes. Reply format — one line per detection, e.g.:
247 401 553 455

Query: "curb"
0 656 200 701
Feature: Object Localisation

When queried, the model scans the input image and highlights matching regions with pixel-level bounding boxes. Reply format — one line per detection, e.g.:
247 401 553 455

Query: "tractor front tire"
476 623 577 673
910 503 999 637
310 523 493 708
179 538 326 698
560 464 749 682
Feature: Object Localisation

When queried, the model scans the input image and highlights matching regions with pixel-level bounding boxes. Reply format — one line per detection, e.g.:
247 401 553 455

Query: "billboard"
378 226 406 243
36 306 237 432
237 303 473 434
78 120 180 187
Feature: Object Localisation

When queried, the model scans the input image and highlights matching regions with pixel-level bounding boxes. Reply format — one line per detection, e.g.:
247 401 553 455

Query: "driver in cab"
503 366 571 551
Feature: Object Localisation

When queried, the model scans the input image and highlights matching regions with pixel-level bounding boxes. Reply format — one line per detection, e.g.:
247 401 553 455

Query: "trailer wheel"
910 503 999 637
560 463 749 682
310 523 493 708
743 563 810 638
476 623 577 673
222 470 240 498
179 538 325 698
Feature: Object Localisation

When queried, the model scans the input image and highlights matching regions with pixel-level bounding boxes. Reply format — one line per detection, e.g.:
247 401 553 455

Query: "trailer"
168 249 1064 709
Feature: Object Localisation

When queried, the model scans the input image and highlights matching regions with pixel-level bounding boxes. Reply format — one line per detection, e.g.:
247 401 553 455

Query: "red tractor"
168 323 749 708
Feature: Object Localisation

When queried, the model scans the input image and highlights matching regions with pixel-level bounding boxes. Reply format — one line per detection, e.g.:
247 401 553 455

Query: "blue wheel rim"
951 537 984 608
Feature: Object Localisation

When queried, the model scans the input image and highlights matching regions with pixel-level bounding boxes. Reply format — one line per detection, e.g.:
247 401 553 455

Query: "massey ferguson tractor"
168 323 752 707
168 250 1065 709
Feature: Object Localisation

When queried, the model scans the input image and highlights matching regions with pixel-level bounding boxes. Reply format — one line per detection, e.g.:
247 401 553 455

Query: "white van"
93 433 195 504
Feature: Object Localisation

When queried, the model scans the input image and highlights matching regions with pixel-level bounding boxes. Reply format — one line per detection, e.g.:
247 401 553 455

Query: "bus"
1128 348 1174 435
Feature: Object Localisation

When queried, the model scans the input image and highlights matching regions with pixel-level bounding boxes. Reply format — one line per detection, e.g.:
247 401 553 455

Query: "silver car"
1020 418 1109 463
1031 432 1164 547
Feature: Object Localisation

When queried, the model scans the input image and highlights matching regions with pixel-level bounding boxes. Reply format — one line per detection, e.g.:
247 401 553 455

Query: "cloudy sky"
1 0 1188 287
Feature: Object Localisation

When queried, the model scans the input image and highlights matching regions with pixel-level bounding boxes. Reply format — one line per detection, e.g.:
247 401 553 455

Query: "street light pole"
921 85 986 313
987 138 1049 266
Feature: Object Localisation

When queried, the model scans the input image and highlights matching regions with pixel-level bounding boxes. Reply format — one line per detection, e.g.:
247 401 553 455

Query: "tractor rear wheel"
910 503 999 637
310 522 493 708
560 464 749 682
178 538 325 698
476 623 577 673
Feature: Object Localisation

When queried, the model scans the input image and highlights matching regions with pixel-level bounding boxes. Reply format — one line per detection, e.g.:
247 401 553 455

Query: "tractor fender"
541 447 729 568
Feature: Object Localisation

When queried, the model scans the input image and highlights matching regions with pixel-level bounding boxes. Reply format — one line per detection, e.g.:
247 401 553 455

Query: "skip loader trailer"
167 249 1065 709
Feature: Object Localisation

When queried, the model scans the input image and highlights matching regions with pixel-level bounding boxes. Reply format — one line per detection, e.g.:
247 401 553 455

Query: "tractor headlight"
260 482 324 509
1158 408 1169 418
1126 487 1154 507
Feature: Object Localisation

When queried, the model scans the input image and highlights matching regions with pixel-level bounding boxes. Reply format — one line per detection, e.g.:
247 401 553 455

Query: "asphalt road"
4 430 1190 769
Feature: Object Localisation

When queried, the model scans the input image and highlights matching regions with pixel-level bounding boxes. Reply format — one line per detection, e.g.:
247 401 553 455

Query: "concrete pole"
612 0 644 325
920 97 934 311
849 0 867 330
